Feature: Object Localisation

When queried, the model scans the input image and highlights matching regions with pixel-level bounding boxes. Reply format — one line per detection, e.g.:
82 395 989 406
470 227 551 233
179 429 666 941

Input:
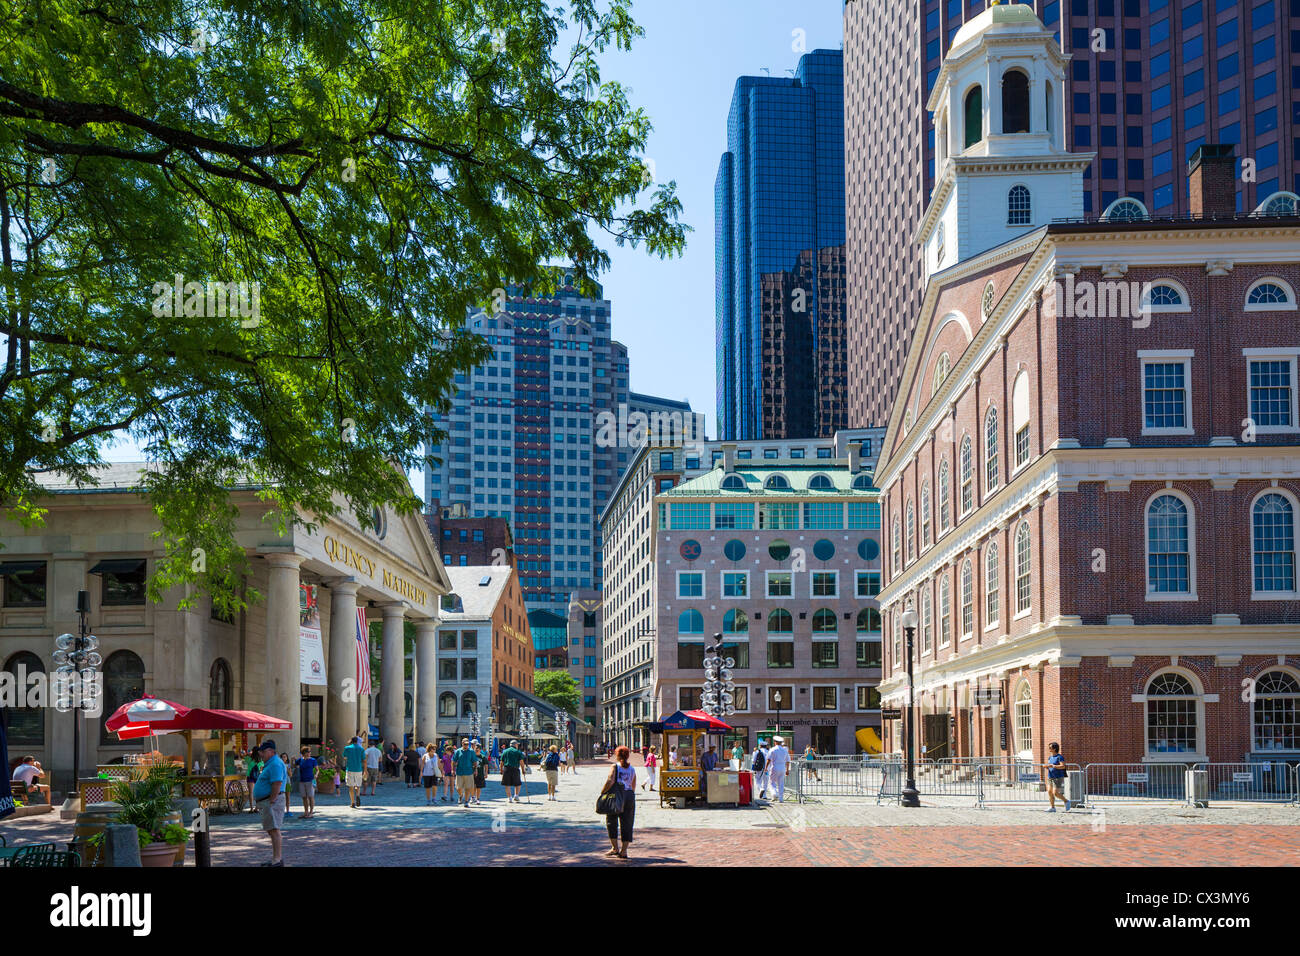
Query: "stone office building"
0 464 450 788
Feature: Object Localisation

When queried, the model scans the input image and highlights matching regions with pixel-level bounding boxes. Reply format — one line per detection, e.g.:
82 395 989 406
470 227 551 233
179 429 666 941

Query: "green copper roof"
660 465 879 497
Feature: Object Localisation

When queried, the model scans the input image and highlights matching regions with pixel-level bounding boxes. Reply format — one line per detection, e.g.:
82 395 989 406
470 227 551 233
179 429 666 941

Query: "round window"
858 538 880 561
768 539 791 562
679 539 702 561
812 539 835 561
724 539 746 562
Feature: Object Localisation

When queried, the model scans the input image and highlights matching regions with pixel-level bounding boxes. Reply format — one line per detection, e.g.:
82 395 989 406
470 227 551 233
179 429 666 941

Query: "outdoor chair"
7 842 80 868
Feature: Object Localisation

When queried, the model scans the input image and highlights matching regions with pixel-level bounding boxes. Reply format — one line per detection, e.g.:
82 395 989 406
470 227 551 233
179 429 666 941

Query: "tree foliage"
0 0 686 613
531 669 580 713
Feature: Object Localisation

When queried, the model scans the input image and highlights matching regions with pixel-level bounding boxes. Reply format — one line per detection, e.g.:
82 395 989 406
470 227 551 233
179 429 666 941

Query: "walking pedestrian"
601 746 636 860
641 745 658 791
252 739 287 866
363 738 383 795
472 741 487 804
751 739 769 799
439 746 455 802
802 746 822 783
1045 742 1071 812
297 746 319 819
245 746 264 814
569 742 579 774
420 744 439 805
343 735 366 808
453 738 476 808
767 736 791 802
542 745 562 800
500 739 525 802
403 743 420 788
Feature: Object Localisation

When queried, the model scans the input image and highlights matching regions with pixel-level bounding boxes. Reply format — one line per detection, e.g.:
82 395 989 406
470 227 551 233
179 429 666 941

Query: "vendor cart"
645 709 733 807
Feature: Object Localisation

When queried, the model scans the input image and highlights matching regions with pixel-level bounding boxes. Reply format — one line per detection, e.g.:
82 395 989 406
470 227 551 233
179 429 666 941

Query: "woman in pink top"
641 745 658 791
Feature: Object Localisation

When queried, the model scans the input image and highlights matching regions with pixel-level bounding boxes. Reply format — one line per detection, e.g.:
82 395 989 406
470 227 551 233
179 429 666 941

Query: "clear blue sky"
595 1 845 433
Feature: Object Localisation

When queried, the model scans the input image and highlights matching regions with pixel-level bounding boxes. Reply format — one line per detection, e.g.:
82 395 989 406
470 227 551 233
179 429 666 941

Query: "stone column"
326 579 360 748
263 553 303 758
415 619 438 743
380 603 406 745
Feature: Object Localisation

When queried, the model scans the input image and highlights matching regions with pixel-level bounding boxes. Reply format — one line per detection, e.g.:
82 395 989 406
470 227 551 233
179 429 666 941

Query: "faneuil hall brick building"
875 5 1300 773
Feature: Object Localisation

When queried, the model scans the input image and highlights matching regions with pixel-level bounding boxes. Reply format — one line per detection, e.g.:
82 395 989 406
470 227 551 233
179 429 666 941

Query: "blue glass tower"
715 49 846 441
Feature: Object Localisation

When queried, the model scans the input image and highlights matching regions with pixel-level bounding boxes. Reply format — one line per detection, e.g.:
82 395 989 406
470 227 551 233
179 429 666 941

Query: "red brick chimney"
1188 144 1236 219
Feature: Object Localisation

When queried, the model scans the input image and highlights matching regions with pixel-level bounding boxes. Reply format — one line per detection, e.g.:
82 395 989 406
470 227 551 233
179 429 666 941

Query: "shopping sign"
974 686 1002 706
881 709 902 720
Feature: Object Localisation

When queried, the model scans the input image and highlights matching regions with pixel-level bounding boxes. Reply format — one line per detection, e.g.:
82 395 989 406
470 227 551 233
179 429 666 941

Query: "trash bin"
737 770 753 806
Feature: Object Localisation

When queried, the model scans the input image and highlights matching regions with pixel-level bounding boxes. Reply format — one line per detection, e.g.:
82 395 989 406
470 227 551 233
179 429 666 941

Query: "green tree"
0 0 686 615
532 669 580 713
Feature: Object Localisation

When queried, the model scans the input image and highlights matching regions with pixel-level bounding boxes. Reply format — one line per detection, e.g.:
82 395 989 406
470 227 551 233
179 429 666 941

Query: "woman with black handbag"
598 745 637 859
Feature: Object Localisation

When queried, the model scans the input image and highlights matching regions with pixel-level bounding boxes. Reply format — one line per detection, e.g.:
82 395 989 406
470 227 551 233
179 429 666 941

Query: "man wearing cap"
767 736 791 803
252 740 287 866
453 737 476 808
500 739 525 802
343 735 366 809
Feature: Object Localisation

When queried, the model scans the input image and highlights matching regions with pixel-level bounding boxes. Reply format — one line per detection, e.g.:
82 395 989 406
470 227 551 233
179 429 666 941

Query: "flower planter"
316 775 337 795
140 842 178 868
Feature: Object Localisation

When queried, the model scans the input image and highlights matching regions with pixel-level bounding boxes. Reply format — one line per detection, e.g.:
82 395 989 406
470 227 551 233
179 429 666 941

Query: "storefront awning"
0 561 43 575
89 558 147 575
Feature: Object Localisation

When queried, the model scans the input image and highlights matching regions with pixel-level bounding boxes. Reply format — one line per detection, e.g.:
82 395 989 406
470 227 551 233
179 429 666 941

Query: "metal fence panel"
977 761 1080 807
1081 762 1193 804
790 758 902 803
1195 762 1297 804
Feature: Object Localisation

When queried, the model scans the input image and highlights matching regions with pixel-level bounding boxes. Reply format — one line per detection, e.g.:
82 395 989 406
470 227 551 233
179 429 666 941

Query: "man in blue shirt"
297 747 319 819
343 736 367 809
453 738 476 808
252 739 287 866
1045 741 1070 813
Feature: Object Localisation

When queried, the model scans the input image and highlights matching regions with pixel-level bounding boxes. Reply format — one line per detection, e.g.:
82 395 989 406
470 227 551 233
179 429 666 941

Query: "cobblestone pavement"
3 760 1295 866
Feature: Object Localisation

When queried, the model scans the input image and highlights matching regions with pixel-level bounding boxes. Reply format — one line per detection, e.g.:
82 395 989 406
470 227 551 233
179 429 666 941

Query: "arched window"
937 460 951 533
1254 190 1300 216
1014 682 1033 756
892 516 902 574
679 609 704 634
1044 81 1053 134
209 658 232 709
101 650 145 745
1146 672 1199 754
891 611 901 667
721 474 747 490
1252 493 1297 594
764 474 790 490
920 481 932 547
439 692 457 717
769 608 794 634
985 542 1000 628
1102 196 1149 221
1140 279 1191 313
960 560 974 636
933 352 951 394
856 608 882 633
939 576 951 647
462 693 477 716
1146 494 1193 595
852 473 876 490
1015 521 1032 614
1007 185 1031 226
920 588 933 654
1001 69 1030 133
963 85 983 149
1012 370 1031 469
959 437 973 515
984 406 999 493
3 651 45 745
808 474 834 491
812 608 838 634
906 500 916 562
722 608 748 635
1252 670 1300 751
1245 277 1297 311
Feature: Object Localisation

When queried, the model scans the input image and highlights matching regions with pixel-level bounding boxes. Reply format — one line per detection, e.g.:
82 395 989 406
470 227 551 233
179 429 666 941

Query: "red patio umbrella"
105 695 292 740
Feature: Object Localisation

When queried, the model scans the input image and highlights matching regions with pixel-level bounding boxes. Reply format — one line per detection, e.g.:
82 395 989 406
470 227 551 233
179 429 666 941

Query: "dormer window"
764 474 791 491
808 474 834 491
1254 191 1299 217
1102 197 1149 221
721 474 747 490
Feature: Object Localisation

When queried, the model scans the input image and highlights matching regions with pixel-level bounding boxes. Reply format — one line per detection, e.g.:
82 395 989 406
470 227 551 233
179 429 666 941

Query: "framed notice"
300 583 327 686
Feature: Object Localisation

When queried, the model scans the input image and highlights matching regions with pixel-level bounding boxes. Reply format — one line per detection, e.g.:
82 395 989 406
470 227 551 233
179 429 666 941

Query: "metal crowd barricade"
1081 762 1192 805
975 761 1080 807
790 756 903 804
1195 761 1298 804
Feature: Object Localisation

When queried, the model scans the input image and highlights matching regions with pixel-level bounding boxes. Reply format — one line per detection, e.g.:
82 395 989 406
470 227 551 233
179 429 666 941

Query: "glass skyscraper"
715 49 847 441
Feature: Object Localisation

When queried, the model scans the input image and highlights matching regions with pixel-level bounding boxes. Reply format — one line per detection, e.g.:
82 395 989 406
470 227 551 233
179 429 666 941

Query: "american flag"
355 608 371 697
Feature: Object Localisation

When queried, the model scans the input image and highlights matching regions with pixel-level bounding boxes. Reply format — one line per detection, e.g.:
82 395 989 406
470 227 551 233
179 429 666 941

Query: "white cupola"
915 1 1094 279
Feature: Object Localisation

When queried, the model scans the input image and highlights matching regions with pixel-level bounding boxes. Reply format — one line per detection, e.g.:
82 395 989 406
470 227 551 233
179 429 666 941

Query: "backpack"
544 752 560 770
751 749 766 772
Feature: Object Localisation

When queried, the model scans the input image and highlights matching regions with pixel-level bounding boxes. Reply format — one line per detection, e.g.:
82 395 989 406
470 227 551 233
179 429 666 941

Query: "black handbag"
596 768 627 815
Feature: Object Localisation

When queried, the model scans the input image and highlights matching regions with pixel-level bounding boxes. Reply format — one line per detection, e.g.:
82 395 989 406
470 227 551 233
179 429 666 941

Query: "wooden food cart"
646 709 733 807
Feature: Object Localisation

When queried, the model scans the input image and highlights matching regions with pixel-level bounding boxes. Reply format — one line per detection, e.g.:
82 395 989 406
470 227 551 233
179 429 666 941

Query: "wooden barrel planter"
72 803 185 866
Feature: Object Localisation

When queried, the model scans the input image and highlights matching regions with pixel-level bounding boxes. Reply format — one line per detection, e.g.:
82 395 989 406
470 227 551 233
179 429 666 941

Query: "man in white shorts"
343 736 366 809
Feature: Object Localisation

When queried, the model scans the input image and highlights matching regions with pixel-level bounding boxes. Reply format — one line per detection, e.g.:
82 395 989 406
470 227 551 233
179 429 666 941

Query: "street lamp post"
773 690 783 741
899 607 920 808
54 589 102 804
700 633 736 722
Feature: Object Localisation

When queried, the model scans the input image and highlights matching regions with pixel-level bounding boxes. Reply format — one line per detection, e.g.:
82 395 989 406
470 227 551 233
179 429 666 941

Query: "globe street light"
54 589 102 803
773 689 783 742
701 633 735 721
899 606 920 808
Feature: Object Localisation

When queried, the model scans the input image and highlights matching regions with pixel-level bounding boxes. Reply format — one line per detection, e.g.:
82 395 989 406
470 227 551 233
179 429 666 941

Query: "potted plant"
108 763 192 867
315 743 340 795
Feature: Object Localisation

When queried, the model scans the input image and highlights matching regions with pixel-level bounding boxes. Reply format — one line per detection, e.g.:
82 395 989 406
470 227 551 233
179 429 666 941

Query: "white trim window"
1252 669 1300 751
1145 492 1196 599
920 480 931 547
985 542 1000 628
939 575 952 648
1012 370 1031 471
984 406 999 494
938 459 951 533
1007 184 1031 225
1251 491 1297 597
676 571 704 599
906 499 916 563
1244 350 1299 434
1139 350 1194 436
1139 279 1191 313
959 437 974 516
855 570 882 598
766 570 793 598
892 516 902 576
891 611 901 669
1244 277 1297 312
811 570 839 599
722 570 749 599
921 587 933 655
1014 681 1033 757
1014 521 1032 615
960 559 974 638
811 685 839 712
1146 671 1201 756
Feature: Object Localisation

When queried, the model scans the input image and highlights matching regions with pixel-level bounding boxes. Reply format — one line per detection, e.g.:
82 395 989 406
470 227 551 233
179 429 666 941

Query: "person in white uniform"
766 736 791 802
751 739 770 800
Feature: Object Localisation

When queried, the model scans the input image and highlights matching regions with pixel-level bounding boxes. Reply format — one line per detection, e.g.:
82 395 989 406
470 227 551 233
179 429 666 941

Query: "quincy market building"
0 463 451 789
